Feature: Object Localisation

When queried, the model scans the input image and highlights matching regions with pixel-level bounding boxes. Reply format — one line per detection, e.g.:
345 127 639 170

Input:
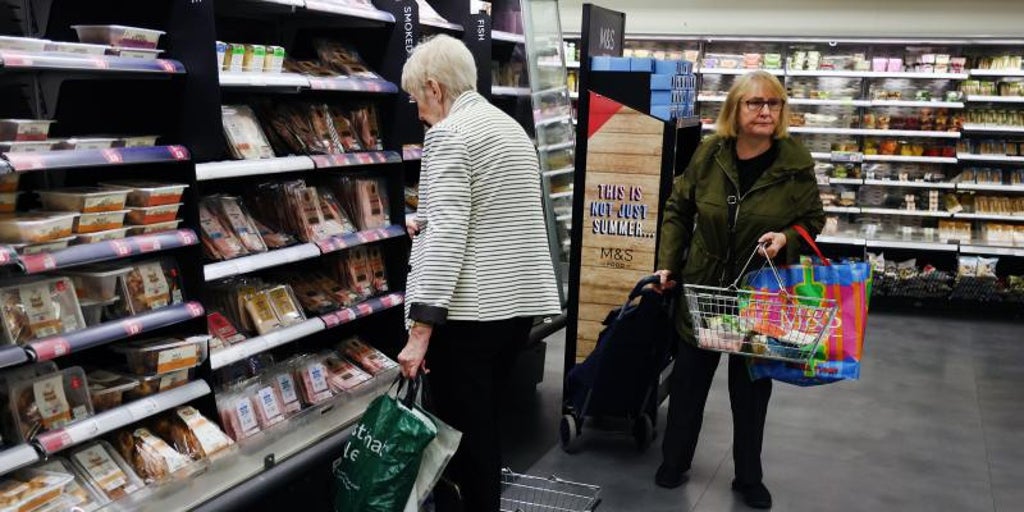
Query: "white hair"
401 34 477 104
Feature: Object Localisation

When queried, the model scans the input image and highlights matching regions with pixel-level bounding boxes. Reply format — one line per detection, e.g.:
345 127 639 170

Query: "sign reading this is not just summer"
589 183 655 239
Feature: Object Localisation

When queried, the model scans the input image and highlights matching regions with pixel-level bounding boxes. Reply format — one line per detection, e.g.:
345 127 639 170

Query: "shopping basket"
499 468 601 512
683 243 838 363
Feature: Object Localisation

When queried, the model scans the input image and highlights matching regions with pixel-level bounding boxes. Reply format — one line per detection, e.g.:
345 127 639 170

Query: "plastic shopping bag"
333 378 438 512
745 227 871 386
403 408 461 512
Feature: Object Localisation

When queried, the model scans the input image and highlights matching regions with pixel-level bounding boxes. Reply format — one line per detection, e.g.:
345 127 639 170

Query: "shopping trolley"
499 468 601 512
684 243 838 363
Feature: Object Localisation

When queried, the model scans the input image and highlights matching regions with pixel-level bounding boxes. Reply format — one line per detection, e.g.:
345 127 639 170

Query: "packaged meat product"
341 247 374 299
38 187 129 214
125 219 182 236
113 427 191 483
0 277 86 345
0 212 77 243
71 25 164 49
66 266 132 302
125 369 191 400
72 209 128 234
0 35 50 52
125 203 181 225
222 105 274 160
216 390 261 441
265 285 305 327
45 41 109 55
338 337 398 376
367 245 389 293
119 258 184 315
7 367 93 442
284 274 339 315
312 272 360 308
76 227 130 244
319 190 357 235
0 192 19 213
292 354 333 405
112 336 208 376
200 201 247 261
243 380 287 428
0 119 54 142
0 469 74 512
99 180 187 207
269 367 302 415
349 105 383 151
322 353 372 394
151 406 234 460
30 457 110 512
206 196 267 253
85 370 137 412
68 441 144 501
208 311 246 350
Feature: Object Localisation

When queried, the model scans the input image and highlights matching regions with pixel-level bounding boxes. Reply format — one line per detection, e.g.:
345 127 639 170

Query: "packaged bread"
216 390 261 441
0 469 74 512
8 367 94 442
0 277 87 345
68 440 144 501
30 457 110 511
113 427 191 483
151 406 234 460
338 337 398 376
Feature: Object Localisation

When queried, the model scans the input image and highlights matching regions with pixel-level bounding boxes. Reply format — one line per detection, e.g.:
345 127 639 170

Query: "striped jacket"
406 91 562 325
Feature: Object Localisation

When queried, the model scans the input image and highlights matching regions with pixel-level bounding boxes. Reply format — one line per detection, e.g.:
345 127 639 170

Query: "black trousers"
661 339 773 485
424 316 533 512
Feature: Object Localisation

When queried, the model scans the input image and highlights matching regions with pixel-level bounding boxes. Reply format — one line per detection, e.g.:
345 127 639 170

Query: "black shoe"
655 463 688 488
732 480 772 509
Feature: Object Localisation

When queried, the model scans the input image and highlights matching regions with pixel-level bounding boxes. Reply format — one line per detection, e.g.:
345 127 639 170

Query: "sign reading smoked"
575 92 666 362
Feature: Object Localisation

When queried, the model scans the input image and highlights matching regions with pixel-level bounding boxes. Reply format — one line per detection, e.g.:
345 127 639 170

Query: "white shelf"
492 85 531 96
419 18 463 32
957 153 1024 164
810 152 832 160
204 243 322 281
862 155 958 164
791 98 871 107
965 95 1024 104
826 177 863 185
701 123 715 131
824 206 861 214
789 127 961 138
960 244 1024 257
696 95 726 103
538 140 575 153
196 156 315 181
816 235 866 245
953 212 1024 222
961 124 1024 134
210 318 326 370
550 190 574 200
969 68 1024 77
785 69 968 80
544 166 575 178
567 61 580 69
0 444 39 476
862 179 956 189
219 71 309 88
956 183 1024 192
860 207 952 218
869 100 965 108
555 214 572 222
492 30 525 44
699 68 784 76
864 239 960 252
302 1 396 22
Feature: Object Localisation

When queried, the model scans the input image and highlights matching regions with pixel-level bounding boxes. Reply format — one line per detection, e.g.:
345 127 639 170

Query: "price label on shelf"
356 303 373 316
110 239 132 257
356 232 370 244
0 52 34 67
0 247 12 264
5 153 45 170
379 295 395 308
20 253 56 273
156 60 178 73
136 236 161 253
31 337 71 361
88 56 110 70
101 148 124 164
322 312 341 328
122 319 144 337
176 230 198 246
73 418 101 441
37 430 73 453
185 302 205 318
169 145 189 161
337 309 356 323
135 398 160 419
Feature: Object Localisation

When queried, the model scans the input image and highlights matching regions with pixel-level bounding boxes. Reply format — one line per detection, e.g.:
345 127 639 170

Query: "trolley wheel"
633 415 654 452
560 414 582 453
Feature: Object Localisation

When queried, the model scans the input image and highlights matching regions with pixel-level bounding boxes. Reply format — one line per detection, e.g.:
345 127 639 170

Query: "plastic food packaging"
76 227 130 244
0 212 78 243
243 380 287 428
0 277 86 345
68 440 144 501
119 258 184 315
7 367 93 442
86 370 138 412
265 285 306 327
323 353 373 394
0 469 74 512
244 290 283 335
125 220 182 236
71 25 165 50
106 47 163 59
125 203 182 225
0 174 19 194
269 367 302 415
78 297 119 327
293 354 334 405
151 406 235 460
67 137 119 150
216 390 262 441
0 140 57 153
46 41 109 55
113 427 191 483
203 196 267 254
115 135 160 148
99 180 187 207
73 209 128 234
0 192 19 213
0 35 49 52
338 337 398 376
200 201 247 260
113 336 208 376
125 369 192 400
38 187 129 213
221 105 274 160
66 266 132 302
30 457 110 511
208 311 246 350
0 119 54 142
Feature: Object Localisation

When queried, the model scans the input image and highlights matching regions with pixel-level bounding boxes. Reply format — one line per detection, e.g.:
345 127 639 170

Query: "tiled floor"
502 312 1024 511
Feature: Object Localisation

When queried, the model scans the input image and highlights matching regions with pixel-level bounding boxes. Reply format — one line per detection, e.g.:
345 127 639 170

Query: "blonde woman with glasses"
651 71 825 509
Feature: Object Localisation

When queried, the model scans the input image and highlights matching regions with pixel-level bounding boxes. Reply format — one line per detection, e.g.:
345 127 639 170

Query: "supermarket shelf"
492 85 532 97
319 292 404 328
957 153 1024 164
219 71 308 88
792 98 871 107
968 68 1024 77
827 177 863 185
696 95 725 103
307 76 398 93
860 207 952 218
555 214 572 222
210 318 325 370
302 0 395 22
869 100 965 108
702 123 715 131
538 140 575 153
862 154 958 164
960 123 1024 134
785 69 968 80
420 18 463 32
492 30 526 44
816 235 866 245
567 61 580 69
956 183 1024 192
699 68 784 76
0 345 28 370
309 151 402 169
196 156 315 181
315 224 406 253
862 179 956 189
402 146 423 161
1 145 190 172
18 229 200 274
0 50 184 74
864 239 959 252
788 127 961 138
0 444 40 477
26 302 205 362
544 166 575 178
550 190 574 200
960 244 1024 258
35 380 212 455
204 243 321 281
536 114 573 127
810 152 831 160
953 212 1024 222
965 95 1024 104
823 206 861 214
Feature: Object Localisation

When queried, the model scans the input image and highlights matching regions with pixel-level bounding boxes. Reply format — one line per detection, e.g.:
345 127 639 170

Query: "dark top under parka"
657 134 825 343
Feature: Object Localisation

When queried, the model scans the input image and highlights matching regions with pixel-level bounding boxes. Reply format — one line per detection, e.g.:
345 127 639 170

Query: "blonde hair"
401 34 477 105
715 70 791 139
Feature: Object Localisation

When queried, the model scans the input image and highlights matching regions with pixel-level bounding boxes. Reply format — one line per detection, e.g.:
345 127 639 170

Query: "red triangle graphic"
587 92 623 138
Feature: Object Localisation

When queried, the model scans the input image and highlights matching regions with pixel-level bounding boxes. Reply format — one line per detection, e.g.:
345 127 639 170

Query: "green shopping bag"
334 378 437 512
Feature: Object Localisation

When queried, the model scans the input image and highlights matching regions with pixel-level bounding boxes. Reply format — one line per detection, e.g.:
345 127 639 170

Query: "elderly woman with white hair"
396 35 561 511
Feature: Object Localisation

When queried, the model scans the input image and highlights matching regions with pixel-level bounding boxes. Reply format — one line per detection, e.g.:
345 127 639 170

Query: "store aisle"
515 312 1023 512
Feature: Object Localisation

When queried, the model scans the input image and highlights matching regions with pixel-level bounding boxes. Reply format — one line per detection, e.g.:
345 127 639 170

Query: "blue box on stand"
651 91 673 106
629 58 654 72
650 105 672 121
650 74 674 90
591 56 631 71
655 60 693 75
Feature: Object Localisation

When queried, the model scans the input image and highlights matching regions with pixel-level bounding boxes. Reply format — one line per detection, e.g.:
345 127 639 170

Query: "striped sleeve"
408 127 471 325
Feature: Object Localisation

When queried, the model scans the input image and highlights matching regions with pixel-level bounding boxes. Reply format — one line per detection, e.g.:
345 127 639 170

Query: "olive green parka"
657 134 825 343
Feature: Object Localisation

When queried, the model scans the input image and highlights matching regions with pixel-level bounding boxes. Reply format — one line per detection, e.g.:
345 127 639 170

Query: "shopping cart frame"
499 468 601 512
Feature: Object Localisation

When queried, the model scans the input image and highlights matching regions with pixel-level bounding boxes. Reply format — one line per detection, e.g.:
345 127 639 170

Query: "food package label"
138 262 171 309
177 407 233 455
256 386 283 421
307 363 329 394
233 397 259 435
156 345 199 374
275 373 301 413
158 371 189 392
34 374 72 429
21 282 62 339
73 444 130 494
136 429 190 474
245 293 282 335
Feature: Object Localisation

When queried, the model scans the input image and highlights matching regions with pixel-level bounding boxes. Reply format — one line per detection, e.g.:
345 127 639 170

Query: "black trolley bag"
561 275 675 453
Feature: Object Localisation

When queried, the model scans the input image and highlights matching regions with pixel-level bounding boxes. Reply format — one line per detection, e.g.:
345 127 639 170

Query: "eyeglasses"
744 98 785 112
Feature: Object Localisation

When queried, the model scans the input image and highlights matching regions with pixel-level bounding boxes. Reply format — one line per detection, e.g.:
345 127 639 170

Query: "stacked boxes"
590 56 697 122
